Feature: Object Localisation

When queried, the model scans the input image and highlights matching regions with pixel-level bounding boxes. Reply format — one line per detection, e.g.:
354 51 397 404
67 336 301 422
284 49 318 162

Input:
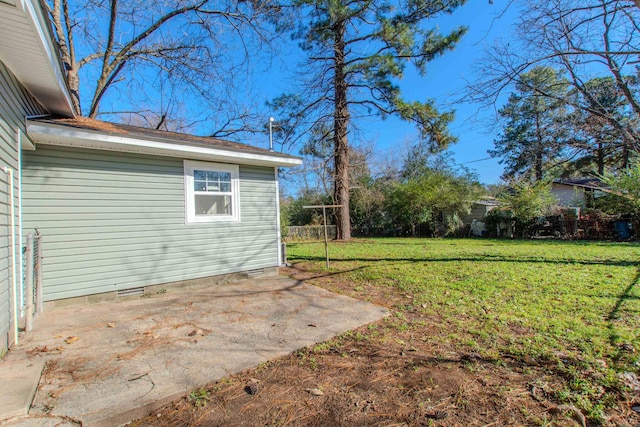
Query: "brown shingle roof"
32 117 300 160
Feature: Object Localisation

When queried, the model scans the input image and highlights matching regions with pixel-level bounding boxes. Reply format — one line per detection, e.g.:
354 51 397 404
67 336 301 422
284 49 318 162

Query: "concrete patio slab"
0 276 388 427
0 352 45 418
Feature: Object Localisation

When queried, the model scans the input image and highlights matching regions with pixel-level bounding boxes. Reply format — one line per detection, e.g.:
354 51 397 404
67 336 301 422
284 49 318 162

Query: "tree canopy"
385 166 482 236
490 66 569 182
473 0 640 182
565 76 636 176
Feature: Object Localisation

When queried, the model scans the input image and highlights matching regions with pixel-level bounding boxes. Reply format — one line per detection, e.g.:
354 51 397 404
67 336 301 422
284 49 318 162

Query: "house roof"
26 117 303 167
552 178 608 190
0 0 75 116
474 197 501 206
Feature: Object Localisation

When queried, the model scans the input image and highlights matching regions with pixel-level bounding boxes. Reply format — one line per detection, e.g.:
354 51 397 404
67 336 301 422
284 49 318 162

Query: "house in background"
437 198 501 237
551 178 608 208
440 198 501 225
0 0 301 357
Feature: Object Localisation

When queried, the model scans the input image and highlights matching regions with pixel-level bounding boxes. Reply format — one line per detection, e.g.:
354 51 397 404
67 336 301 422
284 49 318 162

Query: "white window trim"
184 160 240 223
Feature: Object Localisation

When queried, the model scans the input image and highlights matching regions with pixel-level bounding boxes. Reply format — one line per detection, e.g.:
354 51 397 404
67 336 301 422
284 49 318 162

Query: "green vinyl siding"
0 59 46 355
22 145 280 301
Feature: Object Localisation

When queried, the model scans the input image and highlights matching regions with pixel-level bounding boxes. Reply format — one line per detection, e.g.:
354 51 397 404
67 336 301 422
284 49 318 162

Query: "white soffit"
0 0 75 116
26 121 303 167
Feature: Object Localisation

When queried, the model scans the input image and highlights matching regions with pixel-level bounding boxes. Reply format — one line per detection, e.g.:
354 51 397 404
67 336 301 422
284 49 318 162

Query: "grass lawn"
287 238 639 422
135 238 639 426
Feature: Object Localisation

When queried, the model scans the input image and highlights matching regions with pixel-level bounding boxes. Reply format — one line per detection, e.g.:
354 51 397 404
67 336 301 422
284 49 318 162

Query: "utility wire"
459 156 494 165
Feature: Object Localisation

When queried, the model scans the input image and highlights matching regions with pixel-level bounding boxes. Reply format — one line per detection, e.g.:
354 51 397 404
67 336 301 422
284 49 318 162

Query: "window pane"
194 180 206 191
207 183 220 192
194 194 232 216
220 172 231 182
207 171 218 181
220 183 231 192
194 170 206 180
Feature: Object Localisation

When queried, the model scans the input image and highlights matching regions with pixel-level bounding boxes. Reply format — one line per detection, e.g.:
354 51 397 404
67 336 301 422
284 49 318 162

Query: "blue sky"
90 1 521 185
390 1 520 184
256 1 522 185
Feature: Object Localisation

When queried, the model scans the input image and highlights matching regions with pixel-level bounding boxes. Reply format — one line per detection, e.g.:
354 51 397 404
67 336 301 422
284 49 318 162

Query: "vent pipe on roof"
268 117 275 152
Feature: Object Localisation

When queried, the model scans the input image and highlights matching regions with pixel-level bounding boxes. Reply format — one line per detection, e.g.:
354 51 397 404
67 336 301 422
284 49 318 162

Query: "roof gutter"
26 120 303 168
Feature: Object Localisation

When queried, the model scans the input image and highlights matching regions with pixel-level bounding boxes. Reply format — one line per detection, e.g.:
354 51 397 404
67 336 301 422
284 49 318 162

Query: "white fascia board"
22 0 75 116
26 121 303 167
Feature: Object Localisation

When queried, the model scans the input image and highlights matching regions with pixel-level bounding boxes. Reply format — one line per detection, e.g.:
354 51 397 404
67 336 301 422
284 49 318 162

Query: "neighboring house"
440 198 501 225
551 178 608 208
0 1 301 357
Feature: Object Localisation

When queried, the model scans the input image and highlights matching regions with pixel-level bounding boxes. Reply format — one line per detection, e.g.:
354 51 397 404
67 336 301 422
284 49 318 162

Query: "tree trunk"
535 152 543 181
51 0 81 115
89 0 119 119
67 66 81 115
622 144 629 169
333 19 351 240
597 142 604 175
534 111 543 181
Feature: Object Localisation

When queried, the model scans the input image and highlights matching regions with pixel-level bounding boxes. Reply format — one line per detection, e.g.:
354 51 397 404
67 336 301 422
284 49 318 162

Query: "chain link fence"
285 218 635 241
20 230 42 331
285 225 337 241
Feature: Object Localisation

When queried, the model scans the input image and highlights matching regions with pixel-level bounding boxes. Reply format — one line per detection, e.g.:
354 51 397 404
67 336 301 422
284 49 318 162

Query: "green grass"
287 238 640 422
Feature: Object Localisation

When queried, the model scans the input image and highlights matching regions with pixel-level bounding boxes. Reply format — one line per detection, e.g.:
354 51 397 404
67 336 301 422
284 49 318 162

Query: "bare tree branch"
48 0 287 135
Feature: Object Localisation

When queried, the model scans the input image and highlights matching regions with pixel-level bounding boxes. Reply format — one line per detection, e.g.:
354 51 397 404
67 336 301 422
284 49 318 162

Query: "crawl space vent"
117 287 144 297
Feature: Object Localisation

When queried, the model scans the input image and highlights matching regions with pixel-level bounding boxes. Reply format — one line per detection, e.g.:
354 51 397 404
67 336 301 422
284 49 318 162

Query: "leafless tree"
469 0 640 157
47 0 285 135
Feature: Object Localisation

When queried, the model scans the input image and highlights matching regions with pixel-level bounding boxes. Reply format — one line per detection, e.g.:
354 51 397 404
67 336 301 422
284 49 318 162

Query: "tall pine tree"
490 67 570 182
272 0 466 239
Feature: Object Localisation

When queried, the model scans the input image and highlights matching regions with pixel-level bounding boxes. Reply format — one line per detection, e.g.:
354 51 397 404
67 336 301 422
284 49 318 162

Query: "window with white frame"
184 160 240 223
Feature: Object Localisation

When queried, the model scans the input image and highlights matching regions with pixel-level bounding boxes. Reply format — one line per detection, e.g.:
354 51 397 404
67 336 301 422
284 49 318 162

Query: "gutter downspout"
17 129 23 317
3 166 18 346
275 167 282 266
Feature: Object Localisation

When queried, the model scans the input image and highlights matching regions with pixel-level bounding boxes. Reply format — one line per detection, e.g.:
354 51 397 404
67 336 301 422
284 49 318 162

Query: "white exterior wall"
552 184 586 207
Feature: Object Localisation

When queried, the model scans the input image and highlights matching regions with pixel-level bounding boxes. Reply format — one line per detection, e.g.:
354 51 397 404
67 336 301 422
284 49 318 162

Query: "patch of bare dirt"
132 264 640 427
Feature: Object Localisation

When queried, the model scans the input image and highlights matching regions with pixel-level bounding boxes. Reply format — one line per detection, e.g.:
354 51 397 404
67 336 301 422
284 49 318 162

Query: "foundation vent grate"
117 287 144 297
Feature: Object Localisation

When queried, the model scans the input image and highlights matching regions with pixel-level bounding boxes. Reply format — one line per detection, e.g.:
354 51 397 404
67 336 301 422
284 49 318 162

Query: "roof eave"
552 181 607 191
26 120 303 167
0 0 75 117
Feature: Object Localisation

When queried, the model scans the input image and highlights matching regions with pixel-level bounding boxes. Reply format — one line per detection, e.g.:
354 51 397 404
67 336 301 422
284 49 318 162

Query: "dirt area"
132 265 640 427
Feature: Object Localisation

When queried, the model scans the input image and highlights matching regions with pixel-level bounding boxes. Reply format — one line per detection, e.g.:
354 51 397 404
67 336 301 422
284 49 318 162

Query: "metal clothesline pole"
302 204 342 269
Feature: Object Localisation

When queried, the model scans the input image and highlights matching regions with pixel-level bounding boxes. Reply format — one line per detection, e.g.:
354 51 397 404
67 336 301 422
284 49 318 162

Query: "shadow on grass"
607 265 640 346
286 239 640 248
364 346 557 373
291 254 638 268
289 265 366 280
